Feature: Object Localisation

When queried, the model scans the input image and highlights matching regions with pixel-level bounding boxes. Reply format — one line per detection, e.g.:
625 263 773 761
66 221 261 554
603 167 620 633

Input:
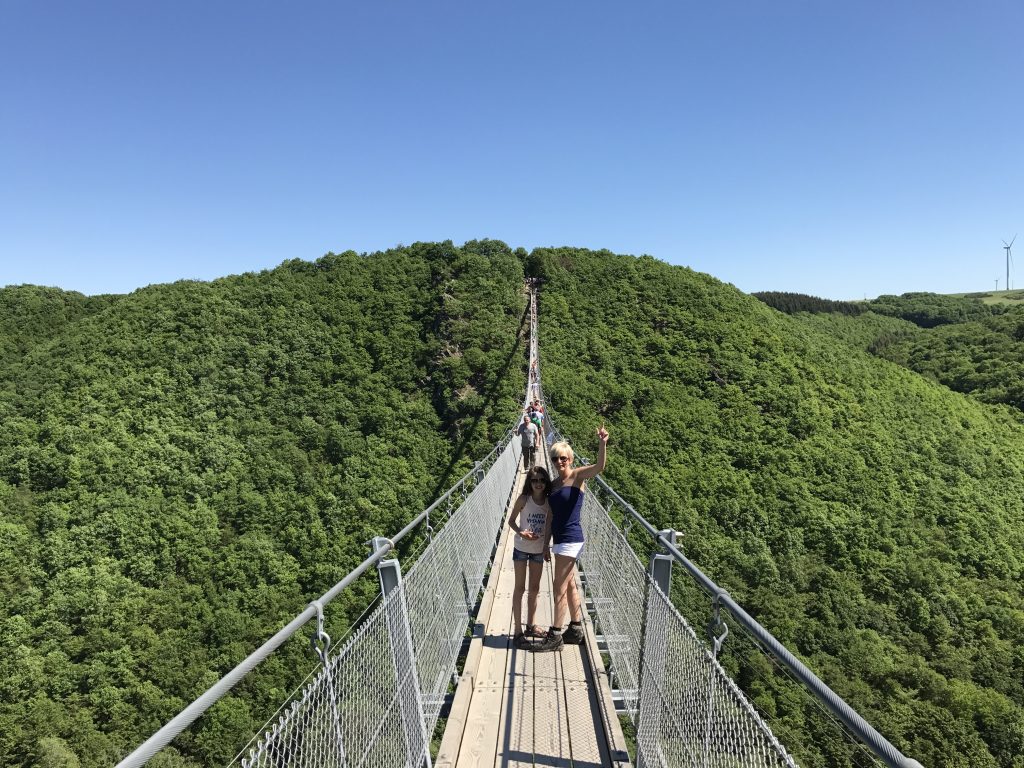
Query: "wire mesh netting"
241 586 424 768
241 437 520 768
404 435 520 734
574 461 798 767
578 490 648 711
635 584 798 768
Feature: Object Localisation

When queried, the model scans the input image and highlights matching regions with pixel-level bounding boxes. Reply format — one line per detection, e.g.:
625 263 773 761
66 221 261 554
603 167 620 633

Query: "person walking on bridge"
532 426 609 652
518 414 539 469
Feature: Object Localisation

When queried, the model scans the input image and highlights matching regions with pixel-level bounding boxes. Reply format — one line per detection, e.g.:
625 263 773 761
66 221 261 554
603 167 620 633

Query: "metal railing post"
635 530 676 768
372 536 402 596
649 529 675 596
370 537 432 768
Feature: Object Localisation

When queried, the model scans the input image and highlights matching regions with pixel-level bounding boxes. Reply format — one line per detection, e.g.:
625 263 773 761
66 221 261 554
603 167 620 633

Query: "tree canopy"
867 291 1004 328
4 243 1024 768
533 248 1024 768
0 241 526 767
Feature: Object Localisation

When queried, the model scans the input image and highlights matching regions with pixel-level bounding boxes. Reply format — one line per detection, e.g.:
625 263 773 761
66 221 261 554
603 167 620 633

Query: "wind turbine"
1005 235 1017 292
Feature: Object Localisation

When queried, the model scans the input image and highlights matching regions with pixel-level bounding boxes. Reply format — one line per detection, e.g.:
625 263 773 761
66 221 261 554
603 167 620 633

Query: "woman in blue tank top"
532 425 609 652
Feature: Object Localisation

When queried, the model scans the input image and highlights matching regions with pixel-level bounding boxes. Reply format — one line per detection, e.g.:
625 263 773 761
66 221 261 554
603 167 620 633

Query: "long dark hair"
523 466 552 498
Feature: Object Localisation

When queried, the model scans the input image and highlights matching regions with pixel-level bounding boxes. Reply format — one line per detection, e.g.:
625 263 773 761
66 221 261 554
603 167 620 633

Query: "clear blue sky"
2 1 1021 300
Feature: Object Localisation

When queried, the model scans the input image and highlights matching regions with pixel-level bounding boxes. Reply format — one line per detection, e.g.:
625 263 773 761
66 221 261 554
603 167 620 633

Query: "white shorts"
551 541 584 559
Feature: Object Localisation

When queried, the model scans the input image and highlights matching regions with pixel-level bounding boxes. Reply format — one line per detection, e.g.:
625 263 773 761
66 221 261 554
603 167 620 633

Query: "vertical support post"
370 538 432 767
649 530 675 597
372 537 402 596
636 530 676 768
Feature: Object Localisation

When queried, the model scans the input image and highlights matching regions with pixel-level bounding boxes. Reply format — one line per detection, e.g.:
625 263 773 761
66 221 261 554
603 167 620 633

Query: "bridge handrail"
538 401 923 768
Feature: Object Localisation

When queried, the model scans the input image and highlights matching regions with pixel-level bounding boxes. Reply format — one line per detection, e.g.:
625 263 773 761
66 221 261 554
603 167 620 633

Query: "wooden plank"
474 596 513 688
493 650 533 768
452 472 524 767
530 642 561 690
455 685 505 768
476 529 517 689
453 627 511 759
561 677 610 768
559 643 588 685
579 595 633 767
531 565 555 633
491 485 537 768
563 560 627 766
531 680 573 767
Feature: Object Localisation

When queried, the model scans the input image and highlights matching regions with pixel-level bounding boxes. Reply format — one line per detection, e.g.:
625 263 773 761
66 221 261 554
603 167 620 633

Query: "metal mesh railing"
242 586 421 768
577 490 647 711
403 434 520 734
636 583 797 768
573 482 798 768
240 437 520 768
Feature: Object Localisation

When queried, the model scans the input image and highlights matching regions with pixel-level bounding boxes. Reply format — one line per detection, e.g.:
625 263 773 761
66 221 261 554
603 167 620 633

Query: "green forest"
869 307 1024 414
756 288 1024 415
3 243 1024 767
533 251 1024 767
0 242 527 766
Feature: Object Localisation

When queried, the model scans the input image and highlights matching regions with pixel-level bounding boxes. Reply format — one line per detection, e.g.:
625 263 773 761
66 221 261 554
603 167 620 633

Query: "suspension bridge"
117 286 924 768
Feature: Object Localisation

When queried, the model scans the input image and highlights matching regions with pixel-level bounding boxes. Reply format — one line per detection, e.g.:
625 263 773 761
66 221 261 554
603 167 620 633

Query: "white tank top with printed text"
514 495 548 555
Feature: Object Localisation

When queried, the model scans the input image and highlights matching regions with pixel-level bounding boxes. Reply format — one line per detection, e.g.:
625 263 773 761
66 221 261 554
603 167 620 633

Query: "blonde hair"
550 441 574 463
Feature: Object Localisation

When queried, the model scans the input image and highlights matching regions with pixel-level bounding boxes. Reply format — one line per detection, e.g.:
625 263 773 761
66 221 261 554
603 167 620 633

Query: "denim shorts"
512 548 545 564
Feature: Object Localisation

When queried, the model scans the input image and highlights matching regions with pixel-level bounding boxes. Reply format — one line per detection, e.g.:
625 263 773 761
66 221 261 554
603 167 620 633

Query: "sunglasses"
552 455 570 463
530 478 546 484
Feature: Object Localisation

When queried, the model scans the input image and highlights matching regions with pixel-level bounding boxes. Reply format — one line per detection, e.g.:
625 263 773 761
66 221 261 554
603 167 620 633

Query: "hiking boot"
513 632 532 650
531 630 563 653
561 623 585 645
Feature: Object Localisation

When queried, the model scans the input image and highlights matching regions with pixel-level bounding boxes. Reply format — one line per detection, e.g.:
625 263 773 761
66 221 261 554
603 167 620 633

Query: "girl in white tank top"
508 466 553 648
514 495 548 554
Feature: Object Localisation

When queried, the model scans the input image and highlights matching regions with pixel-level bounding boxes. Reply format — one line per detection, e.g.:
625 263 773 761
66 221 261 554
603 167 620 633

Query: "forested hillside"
533 248 1024 767
765 291 1024 416
0 241 527 767
870 307 1024 414
0 285 121 360
751 291 865 316
7 244 1024 768
867 291 1003 328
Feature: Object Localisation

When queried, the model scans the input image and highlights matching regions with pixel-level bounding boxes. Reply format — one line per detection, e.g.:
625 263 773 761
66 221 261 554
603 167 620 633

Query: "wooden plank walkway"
436 465 631 768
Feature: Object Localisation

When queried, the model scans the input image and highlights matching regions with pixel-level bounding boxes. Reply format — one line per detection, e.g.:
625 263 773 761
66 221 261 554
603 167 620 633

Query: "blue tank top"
549 483 585 544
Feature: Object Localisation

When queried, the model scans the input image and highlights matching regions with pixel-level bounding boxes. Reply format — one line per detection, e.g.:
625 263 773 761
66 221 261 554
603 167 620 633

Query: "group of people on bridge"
512 406 609 652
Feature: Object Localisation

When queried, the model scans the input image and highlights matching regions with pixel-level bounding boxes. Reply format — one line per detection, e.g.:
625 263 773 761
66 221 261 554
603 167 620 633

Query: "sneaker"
531 630 564 653
562 623 585 645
